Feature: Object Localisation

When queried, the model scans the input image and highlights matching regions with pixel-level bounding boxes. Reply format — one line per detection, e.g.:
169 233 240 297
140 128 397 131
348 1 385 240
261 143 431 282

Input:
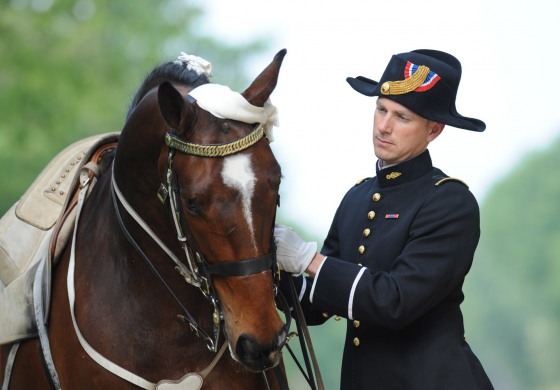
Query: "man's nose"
376 117 391 134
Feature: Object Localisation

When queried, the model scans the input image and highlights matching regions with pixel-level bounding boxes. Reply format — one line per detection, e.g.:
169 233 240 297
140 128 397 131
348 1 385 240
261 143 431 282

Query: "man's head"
347 49 485 133
372 97 444 166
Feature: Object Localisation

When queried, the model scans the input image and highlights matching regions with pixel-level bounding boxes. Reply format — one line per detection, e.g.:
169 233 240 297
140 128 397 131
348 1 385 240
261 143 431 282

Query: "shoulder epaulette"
434 177 469 188
355 177 371 186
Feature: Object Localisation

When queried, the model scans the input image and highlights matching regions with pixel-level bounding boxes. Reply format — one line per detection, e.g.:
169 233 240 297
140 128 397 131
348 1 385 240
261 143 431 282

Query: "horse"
1 49 289 389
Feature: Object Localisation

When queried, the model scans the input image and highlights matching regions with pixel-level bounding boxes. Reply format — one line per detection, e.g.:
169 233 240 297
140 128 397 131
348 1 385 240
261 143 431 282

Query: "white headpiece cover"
174 52 213 78
188 83 279 142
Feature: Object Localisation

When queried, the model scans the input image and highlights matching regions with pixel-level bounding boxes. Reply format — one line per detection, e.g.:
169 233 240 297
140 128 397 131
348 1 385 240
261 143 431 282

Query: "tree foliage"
463 135 560 390
0 0 267 213
0 2 342 386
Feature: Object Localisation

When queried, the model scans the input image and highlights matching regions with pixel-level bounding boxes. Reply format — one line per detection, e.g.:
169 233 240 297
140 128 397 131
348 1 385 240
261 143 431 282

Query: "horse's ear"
241 49 287 107
158 81 192 129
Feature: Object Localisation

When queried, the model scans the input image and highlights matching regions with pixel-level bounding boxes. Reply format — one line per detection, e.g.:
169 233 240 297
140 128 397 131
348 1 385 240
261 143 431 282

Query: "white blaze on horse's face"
221 153 257 250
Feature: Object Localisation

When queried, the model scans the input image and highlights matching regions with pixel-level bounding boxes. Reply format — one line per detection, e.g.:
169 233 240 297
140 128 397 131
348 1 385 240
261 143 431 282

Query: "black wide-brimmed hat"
347 49 485 132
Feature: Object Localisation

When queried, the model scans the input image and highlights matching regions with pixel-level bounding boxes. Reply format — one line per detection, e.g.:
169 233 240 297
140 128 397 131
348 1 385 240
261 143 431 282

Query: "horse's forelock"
126 61 209 119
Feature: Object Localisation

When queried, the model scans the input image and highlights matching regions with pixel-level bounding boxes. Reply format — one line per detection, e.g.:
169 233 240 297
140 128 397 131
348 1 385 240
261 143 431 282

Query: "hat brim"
430 111 486 132
346 76 378 96
346 76 486 132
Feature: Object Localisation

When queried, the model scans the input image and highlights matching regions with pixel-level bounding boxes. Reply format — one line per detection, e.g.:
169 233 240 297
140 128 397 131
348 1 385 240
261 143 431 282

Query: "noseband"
111 122 288 353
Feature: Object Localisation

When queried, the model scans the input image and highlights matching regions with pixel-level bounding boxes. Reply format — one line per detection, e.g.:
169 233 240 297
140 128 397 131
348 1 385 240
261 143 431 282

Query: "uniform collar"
376 150 433 188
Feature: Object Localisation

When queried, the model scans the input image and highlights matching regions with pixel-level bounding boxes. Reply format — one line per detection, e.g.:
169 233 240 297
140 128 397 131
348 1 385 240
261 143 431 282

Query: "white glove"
274 224 317 276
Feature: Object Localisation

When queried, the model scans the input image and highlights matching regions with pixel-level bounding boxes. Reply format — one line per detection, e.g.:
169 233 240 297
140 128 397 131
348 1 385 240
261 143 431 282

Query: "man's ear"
428 122 445 142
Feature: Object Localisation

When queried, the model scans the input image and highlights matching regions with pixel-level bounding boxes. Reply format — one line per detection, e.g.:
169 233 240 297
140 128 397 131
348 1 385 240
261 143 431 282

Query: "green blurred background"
2 1 560 389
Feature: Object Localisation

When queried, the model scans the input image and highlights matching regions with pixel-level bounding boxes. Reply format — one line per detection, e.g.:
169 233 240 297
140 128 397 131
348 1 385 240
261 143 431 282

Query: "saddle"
0 133 119 344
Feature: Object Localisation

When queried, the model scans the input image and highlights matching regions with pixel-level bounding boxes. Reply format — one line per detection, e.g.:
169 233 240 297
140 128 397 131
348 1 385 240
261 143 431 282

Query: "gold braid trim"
380 65 431 95
165 124 266 157
435 177 469 188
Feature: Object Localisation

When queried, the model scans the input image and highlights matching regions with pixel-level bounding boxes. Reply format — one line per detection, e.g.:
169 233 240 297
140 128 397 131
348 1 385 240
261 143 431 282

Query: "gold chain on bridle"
164 123 266 157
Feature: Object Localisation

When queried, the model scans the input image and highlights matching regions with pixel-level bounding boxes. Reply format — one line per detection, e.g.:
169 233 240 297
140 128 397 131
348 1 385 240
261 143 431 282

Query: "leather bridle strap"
206 253 275 277
110 179 217 349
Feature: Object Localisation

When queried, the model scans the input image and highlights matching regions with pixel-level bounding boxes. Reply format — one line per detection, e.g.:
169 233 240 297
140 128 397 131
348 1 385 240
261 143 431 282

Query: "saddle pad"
0 132 118 345
16 134 111 231
0 133 117 286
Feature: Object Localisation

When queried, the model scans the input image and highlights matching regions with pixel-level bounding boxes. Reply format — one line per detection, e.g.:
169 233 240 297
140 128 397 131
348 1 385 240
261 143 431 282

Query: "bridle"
111 121 290 353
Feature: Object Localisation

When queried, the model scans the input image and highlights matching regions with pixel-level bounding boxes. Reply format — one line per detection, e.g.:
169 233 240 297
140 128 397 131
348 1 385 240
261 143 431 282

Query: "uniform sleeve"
321 192 342 258
310 182 480 330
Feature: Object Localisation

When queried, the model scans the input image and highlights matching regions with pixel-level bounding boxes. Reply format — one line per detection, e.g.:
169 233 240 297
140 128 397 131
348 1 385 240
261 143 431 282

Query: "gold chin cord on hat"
380 65 430 95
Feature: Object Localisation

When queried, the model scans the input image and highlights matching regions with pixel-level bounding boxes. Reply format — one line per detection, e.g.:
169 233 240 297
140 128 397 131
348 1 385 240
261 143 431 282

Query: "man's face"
373 97 443 166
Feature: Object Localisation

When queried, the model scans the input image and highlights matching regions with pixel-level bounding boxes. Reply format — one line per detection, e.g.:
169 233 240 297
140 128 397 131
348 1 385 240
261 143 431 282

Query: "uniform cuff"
310 257 366 319
309 256 328 303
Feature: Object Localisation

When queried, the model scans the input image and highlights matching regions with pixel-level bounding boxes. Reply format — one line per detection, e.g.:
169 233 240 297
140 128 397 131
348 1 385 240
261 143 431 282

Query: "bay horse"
1 49 289 389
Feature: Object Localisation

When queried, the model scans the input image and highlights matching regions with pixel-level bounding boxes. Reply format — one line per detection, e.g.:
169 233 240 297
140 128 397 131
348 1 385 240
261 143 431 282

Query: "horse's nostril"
235 334 279 372
236 334 261 362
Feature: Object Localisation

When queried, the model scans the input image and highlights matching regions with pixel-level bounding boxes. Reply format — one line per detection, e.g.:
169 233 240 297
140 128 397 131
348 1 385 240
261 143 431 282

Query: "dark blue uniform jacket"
290 150 493 389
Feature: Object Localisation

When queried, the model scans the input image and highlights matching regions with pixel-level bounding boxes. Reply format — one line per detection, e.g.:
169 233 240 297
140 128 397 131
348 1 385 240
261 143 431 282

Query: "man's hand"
274 224 317 276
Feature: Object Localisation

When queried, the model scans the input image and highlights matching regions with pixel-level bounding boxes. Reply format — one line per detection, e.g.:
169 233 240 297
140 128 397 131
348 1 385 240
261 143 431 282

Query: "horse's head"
116 50 288 372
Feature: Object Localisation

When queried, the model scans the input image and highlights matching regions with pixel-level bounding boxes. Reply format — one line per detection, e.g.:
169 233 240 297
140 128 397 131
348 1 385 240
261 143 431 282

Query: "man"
275 50 494 389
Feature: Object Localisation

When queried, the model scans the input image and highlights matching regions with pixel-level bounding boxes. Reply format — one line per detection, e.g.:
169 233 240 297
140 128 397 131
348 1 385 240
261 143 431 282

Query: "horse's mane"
126 60 210 119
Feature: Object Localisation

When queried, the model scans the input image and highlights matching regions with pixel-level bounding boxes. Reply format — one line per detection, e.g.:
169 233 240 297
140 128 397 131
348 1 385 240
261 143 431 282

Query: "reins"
111 176 220 350
285 277 325 390
56 155 226 390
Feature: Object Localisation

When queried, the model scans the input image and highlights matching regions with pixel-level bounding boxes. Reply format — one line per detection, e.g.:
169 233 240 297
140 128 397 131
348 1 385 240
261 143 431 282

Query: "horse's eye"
184 198 200 214
220 122 230 134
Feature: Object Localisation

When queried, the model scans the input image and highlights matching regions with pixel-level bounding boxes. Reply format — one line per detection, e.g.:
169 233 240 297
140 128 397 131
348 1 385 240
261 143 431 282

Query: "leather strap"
288 277 325 390
1 343 20 390
111 181 218 350
34 251 62 390
206 254 274 277
69 175 228 389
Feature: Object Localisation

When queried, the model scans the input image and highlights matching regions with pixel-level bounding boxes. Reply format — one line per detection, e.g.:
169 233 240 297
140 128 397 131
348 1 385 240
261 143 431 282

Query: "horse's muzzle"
234 330 286 372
